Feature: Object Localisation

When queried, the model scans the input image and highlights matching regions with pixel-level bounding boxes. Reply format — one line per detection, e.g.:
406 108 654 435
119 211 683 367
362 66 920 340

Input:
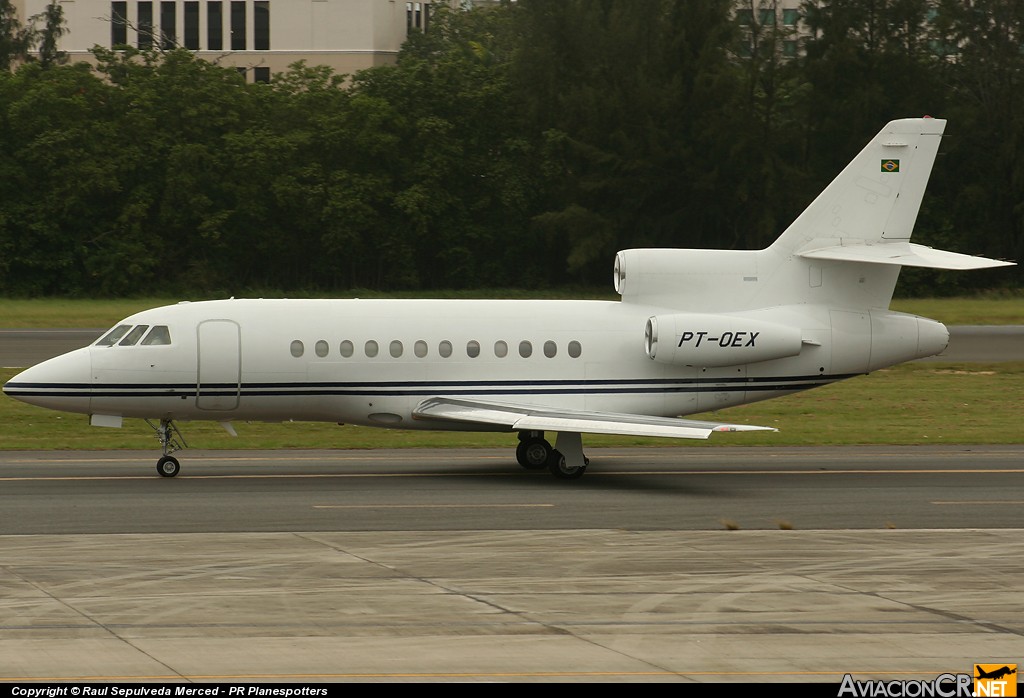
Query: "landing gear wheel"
547 450 587 479
516 438 552 469
157 455 180 478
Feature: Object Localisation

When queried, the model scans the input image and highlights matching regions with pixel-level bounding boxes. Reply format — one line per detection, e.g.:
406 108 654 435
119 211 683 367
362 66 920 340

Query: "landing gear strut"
516 431 589 479
146 418 187 477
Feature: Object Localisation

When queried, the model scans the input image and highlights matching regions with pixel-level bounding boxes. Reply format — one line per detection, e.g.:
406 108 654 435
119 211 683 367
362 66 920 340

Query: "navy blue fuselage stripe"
3 375 853 399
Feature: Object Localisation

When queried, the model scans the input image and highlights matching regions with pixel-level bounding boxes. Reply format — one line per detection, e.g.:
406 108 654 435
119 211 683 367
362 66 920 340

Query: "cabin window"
544 340 557 358
568 340 582 358
141 326 171 345
96 324 132 346
466 340 480 358
494 340 508 358
519 340 532 358
119 325 150 346
365 340 379 358
340 340 354 358
414 340 428 358
390 340 403 358
315 340 329 358
439 340 453 358
290 340 304 357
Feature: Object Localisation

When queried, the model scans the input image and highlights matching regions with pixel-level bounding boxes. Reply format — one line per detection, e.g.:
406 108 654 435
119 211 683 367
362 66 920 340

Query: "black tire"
547 449 587 479
157 455 180 478
516 438 552 469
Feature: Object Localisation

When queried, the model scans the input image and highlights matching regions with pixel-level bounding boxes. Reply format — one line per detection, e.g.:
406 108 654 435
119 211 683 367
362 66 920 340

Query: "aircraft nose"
2 347 93 415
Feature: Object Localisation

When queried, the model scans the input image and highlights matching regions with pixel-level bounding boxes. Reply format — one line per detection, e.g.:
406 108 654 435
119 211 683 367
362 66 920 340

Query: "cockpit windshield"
95 324 132 346
119 325 150 346
95 324 172 347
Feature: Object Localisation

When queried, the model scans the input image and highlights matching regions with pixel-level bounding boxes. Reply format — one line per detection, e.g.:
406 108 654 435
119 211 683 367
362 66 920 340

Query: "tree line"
0 0 1020 297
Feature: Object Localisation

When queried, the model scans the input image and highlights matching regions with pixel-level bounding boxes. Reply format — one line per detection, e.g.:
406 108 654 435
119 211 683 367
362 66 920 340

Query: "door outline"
196 319 241 411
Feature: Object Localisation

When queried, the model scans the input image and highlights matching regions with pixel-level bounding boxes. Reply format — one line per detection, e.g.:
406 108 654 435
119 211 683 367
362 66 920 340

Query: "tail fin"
772 117 945 255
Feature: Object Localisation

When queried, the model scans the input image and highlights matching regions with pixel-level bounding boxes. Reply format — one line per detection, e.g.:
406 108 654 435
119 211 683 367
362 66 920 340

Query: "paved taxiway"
2 447 1023 682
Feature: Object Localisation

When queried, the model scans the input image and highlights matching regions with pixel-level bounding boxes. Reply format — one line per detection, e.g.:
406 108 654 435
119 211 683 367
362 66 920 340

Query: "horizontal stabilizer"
413 397 775 440
798 242 1015 270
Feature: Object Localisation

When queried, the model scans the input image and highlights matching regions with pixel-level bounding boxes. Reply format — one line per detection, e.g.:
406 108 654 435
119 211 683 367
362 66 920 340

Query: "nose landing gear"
146 418 187 477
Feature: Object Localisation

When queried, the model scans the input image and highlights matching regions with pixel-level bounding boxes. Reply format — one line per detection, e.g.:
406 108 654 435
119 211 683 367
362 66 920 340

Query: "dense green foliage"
0 0 1020 296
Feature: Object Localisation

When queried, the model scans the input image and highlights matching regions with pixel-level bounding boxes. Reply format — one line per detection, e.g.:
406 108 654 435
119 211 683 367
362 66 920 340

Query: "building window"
783 40 797 57
138 1 153 49
254 1 270 50
736 9 753 25
111 2 128 46
231 1 246 50
407 2 429 31
758 9 774 26
184 1 199 49
254 66 270 83
782 9 799 26
160 1 176 50
208 1 223 50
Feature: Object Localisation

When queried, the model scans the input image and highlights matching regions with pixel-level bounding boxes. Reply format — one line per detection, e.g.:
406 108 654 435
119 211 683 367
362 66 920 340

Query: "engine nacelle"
645 313 804 367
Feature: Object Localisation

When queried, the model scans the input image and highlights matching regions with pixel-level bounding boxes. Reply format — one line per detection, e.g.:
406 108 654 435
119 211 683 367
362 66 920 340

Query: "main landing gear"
146 418 187 477
516 430 589 479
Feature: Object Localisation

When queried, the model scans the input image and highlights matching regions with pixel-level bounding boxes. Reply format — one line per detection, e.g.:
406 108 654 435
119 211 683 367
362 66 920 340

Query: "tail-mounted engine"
644 313 803 368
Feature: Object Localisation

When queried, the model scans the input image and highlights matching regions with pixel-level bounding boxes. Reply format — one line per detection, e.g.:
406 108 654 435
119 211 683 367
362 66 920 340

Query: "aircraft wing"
412 397 775 440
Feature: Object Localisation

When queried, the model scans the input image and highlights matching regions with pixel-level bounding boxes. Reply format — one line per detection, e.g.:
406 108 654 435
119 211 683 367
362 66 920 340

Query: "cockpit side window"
141 325 172 345
96 324 132 346
118 325 150 346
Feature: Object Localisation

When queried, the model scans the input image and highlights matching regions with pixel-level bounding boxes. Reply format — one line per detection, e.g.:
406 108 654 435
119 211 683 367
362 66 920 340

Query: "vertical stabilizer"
771 117 945 256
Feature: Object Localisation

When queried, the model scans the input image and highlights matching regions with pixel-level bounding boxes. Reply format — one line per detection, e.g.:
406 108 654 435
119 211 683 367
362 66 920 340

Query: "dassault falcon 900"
3 118 1014 478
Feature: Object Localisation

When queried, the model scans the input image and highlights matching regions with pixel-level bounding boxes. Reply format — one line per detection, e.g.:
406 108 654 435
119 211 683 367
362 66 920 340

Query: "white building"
12 0 440 81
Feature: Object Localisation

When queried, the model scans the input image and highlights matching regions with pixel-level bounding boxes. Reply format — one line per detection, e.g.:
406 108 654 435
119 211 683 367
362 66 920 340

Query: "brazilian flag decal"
881 159 900 173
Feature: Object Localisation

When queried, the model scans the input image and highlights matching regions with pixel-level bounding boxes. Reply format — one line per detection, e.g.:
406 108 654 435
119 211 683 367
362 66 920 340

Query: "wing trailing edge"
412 397 775 440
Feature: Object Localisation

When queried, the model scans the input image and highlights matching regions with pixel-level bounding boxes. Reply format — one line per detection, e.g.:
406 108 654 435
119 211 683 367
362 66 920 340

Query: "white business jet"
2 118 1014 478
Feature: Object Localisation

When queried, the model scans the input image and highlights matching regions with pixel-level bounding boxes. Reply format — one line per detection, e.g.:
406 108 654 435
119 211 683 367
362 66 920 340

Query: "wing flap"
798 241 1014 270
412 397 775 440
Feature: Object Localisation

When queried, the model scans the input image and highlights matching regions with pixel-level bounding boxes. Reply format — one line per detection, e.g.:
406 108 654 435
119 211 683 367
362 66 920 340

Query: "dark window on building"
138 1 153 48
736 9 753 25
782 9 799 26
184 1 199 49
254 1 270 50
208 1 223 50
758 9 774 25
111 2 128 46
253 66 270 83
231 1 246 50
160 1 176 49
